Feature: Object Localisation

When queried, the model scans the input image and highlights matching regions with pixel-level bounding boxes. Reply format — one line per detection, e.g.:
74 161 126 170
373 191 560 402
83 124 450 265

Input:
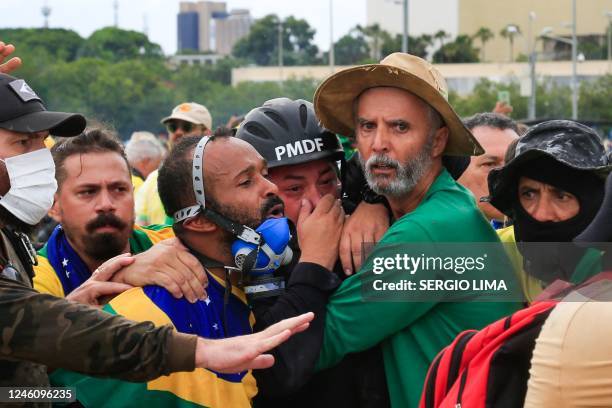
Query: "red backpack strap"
421 329 480 408
440 301 558 408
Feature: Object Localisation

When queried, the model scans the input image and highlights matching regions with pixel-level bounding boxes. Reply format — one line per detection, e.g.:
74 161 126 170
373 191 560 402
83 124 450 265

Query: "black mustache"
261 195 284 218
86 213 128 233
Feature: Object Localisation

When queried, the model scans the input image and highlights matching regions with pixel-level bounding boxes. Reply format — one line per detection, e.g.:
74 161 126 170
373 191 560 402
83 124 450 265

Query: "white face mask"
0 148 57 225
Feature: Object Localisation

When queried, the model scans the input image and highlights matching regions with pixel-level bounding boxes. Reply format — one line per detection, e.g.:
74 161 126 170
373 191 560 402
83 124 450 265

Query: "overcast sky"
0 0 366 54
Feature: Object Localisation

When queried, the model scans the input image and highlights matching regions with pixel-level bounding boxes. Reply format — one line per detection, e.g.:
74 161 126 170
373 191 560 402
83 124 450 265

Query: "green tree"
579 74 612 121
381 33 431 59
433 35 479 63
78 27 163 62
417 34 434 58
449 78 526 118
204 79 318 126
232 14 320 66
333 30 371 65
34 57 173 137
472 27 494 61
536 80 572 119
577 34 608 60
282 16 320 65
173 57 244 87
356 24 390 61
500 24 521 62
232 14 280 65
0 28 84 62
433 30 450 62
434 30 449 47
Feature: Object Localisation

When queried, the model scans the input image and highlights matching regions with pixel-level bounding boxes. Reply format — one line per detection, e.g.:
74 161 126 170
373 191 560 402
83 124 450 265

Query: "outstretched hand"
194 312 315 373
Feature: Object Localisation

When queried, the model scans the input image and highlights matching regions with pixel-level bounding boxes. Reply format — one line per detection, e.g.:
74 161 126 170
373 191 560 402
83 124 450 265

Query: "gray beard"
360 141 434 198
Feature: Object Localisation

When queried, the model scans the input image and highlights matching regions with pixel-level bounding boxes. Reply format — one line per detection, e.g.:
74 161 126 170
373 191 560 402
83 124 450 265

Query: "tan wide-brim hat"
314 52 483 156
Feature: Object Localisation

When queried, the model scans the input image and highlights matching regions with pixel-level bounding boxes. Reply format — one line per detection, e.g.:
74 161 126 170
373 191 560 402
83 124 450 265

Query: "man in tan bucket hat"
312 53 521 407
315 52 483 156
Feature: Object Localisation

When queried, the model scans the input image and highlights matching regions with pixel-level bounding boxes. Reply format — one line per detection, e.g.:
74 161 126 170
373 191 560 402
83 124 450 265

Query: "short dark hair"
52 128 129 190
463 112 519 134
158 135 231 224
213 126 234 137
158 136 201 221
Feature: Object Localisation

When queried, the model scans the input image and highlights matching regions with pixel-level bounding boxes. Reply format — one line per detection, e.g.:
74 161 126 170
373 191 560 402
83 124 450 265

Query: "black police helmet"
236 98 345 168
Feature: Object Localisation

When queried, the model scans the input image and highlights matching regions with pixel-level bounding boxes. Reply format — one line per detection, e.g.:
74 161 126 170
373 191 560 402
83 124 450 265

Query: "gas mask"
173 136 293 299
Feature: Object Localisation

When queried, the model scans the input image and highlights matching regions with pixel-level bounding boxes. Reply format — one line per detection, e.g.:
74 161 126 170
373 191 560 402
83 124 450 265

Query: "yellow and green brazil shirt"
34 224 174 298
135 169 173 226
35 224 257 407
50 275 257 407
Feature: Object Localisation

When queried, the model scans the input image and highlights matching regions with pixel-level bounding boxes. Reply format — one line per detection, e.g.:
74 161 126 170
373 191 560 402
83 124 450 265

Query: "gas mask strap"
173 137 261 246
173 136 211 224
201 208 261 245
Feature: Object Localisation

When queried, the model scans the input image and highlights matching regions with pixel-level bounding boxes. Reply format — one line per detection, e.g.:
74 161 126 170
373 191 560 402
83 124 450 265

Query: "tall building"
215 9 252 55
177 1 252 55
178 11 199 51
366 0 611 62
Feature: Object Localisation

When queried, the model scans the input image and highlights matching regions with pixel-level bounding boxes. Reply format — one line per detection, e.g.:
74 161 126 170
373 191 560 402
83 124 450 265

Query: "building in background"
231 60 610 93
178 10 200 51
366 0 611 62
459 0 610 62
168 53 225 68
215 9 251 55
366 0 459 40
177 1 252 56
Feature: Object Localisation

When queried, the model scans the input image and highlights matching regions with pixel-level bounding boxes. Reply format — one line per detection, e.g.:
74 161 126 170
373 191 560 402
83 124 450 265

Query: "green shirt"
316 169 521 408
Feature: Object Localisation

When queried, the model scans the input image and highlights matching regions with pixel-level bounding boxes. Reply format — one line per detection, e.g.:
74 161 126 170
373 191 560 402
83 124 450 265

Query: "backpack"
419 271 612 408
419 300 557 408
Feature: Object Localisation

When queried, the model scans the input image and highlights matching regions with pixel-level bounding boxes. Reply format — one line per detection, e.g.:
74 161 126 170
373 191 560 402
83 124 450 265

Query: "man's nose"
95 190 116 213
371 127 390 153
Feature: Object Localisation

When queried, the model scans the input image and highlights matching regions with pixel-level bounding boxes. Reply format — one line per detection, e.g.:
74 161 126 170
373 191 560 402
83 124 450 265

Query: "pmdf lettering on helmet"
274 138 325 161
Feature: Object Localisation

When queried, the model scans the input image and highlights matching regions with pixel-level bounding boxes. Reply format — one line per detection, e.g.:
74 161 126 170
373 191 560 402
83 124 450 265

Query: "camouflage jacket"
0 230 197 406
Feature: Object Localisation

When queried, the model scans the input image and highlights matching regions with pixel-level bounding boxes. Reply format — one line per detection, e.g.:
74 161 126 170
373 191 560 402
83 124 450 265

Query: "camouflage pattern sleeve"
0 276 197 382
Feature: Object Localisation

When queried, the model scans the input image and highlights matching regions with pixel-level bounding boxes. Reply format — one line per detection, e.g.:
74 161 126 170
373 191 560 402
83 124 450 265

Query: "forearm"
0 277 196 381
252 262 340 396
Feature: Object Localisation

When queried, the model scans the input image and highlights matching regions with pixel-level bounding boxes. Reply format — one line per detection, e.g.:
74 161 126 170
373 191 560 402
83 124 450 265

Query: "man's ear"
182 213 217 233
48 193 61 223
431 126 449 159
